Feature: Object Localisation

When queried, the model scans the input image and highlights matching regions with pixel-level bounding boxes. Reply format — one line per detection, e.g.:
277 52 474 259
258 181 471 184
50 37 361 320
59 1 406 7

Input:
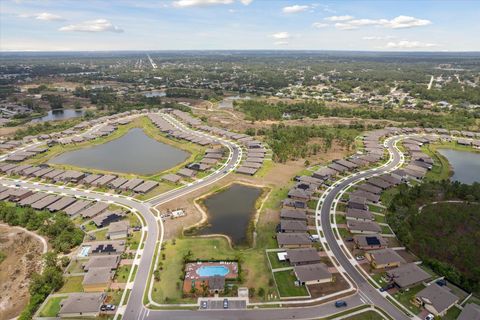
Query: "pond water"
218 96 251 109
49 128 189 175
197 184 262 246
32 109 85 122
437 149 480 184
143 91 166 98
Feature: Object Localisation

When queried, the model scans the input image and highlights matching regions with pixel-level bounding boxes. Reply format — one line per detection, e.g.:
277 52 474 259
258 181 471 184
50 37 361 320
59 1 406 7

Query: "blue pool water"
78 246 91 257
196 265 229 277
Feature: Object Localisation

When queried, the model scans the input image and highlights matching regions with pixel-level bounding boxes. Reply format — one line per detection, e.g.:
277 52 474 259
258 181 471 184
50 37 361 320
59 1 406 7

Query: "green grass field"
343 310 384 320
39 295 68 317
267 251 290 269
115 265 132 283
58 276 84 293
392 284 424 315
273 270 309 297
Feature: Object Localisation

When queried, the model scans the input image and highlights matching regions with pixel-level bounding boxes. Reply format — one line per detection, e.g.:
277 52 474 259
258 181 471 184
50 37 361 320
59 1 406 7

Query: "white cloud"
334 15 431 30
18 12 65 21
59 19 124 33
362 35 395 40
282 5 309 14
385 40 438 49
325 15 353 22
172 0 252 7
386 15 431 29
312 22 328 28
271 32 290 39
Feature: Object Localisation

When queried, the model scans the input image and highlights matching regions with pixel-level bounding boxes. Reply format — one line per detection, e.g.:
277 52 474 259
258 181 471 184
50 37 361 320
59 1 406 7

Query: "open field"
39 295 68 317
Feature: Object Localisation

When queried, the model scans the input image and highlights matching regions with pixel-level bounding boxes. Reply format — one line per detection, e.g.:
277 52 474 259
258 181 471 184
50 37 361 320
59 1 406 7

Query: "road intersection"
0 113 422 320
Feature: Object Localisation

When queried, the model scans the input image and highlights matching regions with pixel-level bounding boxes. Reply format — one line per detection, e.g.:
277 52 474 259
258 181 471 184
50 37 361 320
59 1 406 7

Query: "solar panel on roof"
366 236 381 246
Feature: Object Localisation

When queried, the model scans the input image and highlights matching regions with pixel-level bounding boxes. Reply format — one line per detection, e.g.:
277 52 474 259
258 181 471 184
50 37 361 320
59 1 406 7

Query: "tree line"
387 180 480 294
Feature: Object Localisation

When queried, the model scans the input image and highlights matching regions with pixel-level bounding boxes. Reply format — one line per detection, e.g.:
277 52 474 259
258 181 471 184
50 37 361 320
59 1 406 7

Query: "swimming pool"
196 265 230 277
78 246 91 257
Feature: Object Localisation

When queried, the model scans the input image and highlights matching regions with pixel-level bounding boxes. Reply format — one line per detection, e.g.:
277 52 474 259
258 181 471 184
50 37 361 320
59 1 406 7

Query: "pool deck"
185 261 238 280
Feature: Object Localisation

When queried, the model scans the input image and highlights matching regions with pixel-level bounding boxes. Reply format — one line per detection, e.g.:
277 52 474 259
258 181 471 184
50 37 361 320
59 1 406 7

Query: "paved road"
317 136 411 320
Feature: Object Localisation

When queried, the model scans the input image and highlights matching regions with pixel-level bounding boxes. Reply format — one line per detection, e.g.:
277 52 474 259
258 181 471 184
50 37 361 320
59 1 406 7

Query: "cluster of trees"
387 180 480 293
249 123 359 162
400 82 480 105
166 88 202 99
0 202 84 253
237 100 478 130
19 253 65 320
41 94 64 110
236 100 327 121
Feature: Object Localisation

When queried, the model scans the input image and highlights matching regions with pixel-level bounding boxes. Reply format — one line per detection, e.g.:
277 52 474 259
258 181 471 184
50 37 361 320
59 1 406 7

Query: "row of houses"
148 113 213 146
3 145 49 162
0 163 160 194
166 109 270 176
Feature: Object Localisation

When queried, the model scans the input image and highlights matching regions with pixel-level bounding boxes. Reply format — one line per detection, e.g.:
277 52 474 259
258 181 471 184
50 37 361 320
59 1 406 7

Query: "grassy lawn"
344 310 384 320
106 290 124 305
267 251 290 269
273 270 309 297
92 228 108 241
335 213 346 224
58 276 84 293
337 203 347 212
255 159 274 177
115 265 132 283
443 306 462 320
374 214 386 223
392 284 424 315
307 200 317 210
371 273 386 286
39 295 68 317
66 259 86 274
151 236 276 304
368 204 385 214
127 230 142 250
337 228 352 239
381 225 393 234
82 221 98 232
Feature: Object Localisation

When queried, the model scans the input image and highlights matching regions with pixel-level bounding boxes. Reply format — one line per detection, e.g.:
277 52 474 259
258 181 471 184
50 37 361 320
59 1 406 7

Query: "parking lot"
199 298 247 310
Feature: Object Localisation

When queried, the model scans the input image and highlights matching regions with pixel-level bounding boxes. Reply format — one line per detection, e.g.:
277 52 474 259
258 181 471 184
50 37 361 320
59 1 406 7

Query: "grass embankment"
343 310 384 320
58 276 84 293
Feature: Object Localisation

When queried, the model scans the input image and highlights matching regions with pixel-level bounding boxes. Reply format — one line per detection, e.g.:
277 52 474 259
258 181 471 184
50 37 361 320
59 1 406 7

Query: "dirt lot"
0 225 44 320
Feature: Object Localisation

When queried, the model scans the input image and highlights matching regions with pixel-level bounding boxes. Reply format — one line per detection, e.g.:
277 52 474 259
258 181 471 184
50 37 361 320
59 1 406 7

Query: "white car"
425 314 434 320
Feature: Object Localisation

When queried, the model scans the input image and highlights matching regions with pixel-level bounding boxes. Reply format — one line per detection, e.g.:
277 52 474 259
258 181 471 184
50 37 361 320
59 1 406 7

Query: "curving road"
316 135 411 320
0 112 417 320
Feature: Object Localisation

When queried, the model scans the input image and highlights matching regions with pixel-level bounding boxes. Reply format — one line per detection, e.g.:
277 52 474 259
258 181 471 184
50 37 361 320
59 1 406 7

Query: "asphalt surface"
0 113 414 320
317 136 411 320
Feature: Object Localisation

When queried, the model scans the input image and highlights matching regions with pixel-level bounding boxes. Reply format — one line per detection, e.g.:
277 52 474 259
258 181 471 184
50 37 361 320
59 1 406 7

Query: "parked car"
335 300 347 308
425 314 434 320
106 305 116 311
379 283 395 292
100 305 107 312
355 255 365 261
201 301 208 309
436 279 447 286
223 299 229 309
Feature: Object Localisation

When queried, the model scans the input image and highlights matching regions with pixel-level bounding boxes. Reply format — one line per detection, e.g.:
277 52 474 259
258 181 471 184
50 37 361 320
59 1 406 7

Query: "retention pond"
196 184 263 247
437 149 480 184
49 128 189 175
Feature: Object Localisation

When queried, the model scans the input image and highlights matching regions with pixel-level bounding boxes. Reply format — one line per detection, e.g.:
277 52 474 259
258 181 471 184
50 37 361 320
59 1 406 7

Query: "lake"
197 184 262 246
143 91 166 98
49 128 189 175
32 109 85 122
437 149 480 184
218 96 251 109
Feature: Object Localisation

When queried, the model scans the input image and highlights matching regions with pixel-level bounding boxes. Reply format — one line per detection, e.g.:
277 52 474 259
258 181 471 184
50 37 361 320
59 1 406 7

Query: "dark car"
380 283 395 292
436 279 447 286
223 299 229 309
100 305 107 311
335 300 347 308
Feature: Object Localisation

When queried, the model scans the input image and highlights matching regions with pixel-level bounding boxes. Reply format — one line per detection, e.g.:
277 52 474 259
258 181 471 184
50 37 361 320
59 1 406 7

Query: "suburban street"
0 116 415 320
317 135 411 320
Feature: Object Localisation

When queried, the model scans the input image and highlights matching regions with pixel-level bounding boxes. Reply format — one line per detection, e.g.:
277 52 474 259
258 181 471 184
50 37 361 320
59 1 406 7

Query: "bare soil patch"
0 225 44 320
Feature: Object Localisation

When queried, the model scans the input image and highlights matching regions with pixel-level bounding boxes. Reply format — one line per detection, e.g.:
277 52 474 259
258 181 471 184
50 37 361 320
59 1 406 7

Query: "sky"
1 0 479 52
